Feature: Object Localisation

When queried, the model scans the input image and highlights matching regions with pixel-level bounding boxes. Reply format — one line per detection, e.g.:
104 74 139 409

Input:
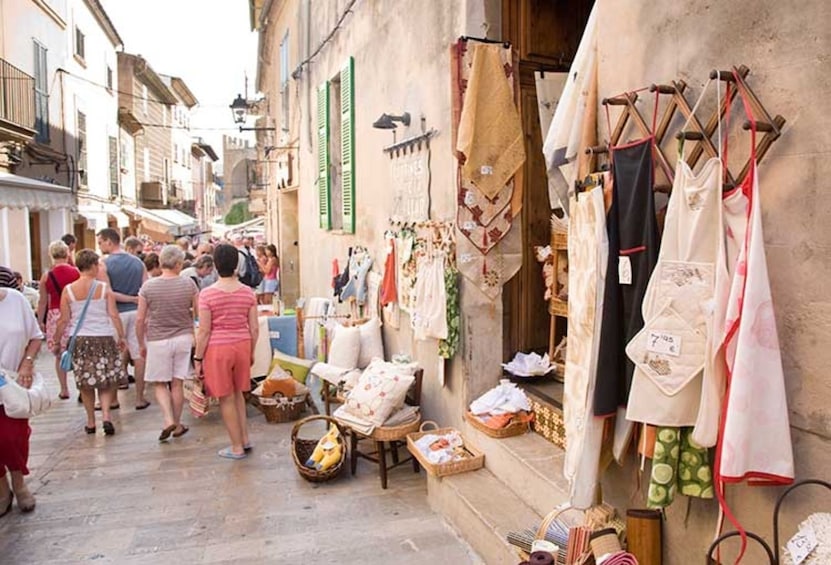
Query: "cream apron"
563 185 608 509
625 80 727 449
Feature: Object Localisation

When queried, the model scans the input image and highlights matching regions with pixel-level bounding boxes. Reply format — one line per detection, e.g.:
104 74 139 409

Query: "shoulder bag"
59 281 97 372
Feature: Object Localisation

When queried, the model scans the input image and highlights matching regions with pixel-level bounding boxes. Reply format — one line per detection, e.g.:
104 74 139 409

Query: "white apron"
563 185 608 508
625 80 728 448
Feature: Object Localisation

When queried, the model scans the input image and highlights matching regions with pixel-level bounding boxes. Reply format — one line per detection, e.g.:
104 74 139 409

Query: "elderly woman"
136 245 198 441
54 250 126 436
0 266 43 516
36 240 80 400
193 244 258 459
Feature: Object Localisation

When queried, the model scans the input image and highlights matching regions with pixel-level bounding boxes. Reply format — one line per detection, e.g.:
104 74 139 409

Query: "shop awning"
0 172 73 210
77 203 130 230
123 205 199 237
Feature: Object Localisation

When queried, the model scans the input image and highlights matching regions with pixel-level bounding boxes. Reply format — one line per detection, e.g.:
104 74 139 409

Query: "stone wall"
596 1 831 561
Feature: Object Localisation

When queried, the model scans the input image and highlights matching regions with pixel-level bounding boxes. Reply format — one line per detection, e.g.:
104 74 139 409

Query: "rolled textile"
626 509 662 565
529 551 554 565
589 528 622 563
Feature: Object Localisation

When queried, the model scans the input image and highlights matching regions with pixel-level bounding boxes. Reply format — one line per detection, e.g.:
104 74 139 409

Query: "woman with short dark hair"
193 244 258 459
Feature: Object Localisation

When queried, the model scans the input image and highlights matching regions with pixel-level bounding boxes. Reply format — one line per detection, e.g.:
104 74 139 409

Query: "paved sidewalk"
0 353 480 564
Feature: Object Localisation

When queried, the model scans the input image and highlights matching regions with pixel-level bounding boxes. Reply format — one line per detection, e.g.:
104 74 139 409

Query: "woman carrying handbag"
54 250 127 436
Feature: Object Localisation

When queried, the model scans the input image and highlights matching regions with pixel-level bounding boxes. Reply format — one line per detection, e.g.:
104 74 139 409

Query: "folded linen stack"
411 430 467 465
469 379 533 430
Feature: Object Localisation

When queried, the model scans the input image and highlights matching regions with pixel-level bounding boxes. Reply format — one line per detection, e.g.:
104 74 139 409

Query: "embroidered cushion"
357 318 384 369
344 359 416 427
327 324 361 369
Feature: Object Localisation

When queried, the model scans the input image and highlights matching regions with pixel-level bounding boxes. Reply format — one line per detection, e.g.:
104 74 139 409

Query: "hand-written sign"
647 330 682 357
787 523 818 565
391 148 430 221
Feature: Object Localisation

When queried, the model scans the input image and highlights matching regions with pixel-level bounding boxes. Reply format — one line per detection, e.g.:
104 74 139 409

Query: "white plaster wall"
595 1 831 561
63 0 119 198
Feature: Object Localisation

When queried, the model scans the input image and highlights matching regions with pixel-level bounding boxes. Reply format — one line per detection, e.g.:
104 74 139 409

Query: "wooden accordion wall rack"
547 65 786 369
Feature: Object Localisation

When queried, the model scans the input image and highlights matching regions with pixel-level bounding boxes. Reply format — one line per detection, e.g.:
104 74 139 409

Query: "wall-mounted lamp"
229 93 276 132
372 112 411 129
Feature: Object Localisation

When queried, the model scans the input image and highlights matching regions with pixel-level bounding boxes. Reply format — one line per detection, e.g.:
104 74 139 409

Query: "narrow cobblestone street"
0 354 480 564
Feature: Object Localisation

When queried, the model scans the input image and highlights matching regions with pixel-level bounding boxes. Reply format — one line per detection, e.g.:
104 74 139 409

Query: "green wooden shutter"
340 57 355 234
317 82 331 230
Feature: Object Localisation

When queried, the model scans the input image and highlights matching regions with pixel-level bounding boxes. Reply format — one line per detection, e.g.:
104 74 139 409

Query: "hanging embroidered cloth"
451 39 522 255
396 229 418 314
439 266 460 359
542 3 598 213
456 43 526 199
457 218 523 301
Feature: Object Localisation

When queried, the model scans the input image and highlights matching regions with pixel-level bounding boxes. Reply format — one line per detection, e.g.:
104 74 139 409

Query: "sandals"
159 425 177 441
58 392 70 400
217 447 247 460
84 425 96 435
94 403 120 411
14 487 35 513
243 443 253 452
135 401 150 411
103 421 115 436
172 424 189 438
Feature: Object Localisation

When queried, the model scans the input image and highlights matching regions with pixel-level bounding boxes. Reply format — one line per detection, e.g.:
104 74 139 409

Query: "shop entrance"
501 0 594 417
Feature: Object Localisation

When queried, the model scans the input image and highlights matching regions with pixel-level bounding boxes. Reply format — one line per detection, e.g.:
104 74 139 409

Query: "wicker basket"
552 230 568 250
464 410 532 439
549 297 569 317
255 393 309 423
291 415 347 483
370 416 422 441
406 421 484 477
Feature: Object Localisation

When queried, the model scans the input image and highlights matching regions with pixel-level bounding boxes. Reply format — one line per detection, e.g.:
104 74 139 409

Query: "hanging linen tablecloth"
457 219 523 301
563 185 608 509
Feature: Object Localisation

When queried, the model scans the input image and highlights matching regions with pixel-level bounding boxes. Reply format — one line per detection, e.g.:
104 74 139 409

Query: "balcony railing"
0 59 35 137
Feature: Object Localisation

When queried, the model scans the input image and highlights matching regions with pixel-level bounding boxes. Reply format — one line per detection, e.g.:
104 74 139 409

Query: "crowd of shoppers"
0 230 278 516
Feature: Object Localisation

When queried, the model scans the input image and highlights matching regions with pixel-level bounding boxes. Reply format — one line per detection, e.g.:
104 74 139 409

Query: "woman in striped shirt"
193 244 258 460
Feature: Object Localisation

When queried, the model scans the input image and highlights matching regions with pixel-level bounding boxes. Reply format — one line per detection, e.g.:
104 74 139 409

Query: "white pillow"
357 318 384 369
327 324 361 369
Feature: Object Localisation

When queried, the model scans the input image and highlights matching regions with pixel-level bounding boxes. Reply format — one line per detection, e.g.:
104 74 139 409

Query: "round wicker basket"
291 415 347 483
369 416 422 441
257 394 308 424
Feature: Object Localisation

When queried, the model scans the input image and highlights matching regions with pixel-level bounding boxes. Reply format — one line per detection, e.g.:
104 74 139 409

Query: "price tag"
646 330 682 357
480 165 494 175
463 190 476 206
787 523 818 565
618 256 632 285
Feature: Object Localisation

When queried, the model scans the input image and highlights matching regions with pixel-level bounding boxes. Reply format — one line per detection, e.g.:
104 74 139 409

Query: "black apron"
593 137 659 417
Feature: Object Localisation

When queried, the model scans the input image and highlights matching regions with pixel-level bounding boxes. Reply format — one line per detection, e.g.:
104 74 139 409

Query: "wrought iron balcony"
0 58 36 143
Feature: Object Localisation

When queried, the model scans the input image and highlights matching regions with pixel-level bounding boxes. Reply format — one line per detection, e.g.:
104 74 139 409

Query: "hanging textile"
593 94 661 462
457 218 523 301
535 71 569 143
438 266 460 359
380 235 398 307
716 80 793 489
647 427 714 509
412 252 448 342
396 229 417 313
456 43 525 199
625 80 727 449
542 3 598 213
451 39 522 255
563 184 608 509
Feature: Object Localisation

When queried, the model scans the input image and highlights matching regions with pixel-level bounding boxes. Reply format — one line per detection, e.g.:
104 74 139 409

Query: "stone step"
427 467 540 565
461 419 571 518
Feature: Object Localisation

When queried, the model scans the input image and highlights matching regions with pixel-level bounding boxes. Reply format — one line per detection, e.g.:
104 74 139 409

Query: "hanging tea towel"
456 43 526 199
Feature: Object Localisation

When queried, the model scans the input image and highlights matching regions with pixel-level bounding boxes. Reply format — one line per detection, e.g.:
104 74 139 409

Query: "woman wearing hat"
0 266 44 516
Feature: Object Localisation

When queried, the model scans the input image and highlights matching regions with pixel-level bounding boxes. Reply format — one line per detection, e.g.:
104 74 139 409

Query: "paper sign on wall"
391 148 430 221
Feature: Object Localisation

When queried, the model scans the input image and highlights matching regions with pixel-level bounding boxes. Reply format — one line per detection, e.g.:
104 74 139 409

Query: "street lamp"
229 94 276 132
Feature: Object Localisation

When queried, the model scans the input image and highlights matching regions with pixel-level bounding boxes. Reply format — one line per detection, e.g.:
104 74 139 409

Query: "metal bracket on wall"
382 129 438 158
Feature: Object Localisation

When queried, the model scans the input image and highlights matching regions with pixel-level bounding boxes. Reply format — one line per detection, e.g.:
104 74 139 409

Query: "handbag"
60 281 97 372
0 370 52 419
189 378 209 418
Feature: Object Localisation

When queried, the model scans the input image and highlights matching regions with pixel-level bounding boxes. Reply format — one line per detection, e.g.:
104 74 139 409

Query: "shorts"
145 333 193 382
262 279 278 293
45 308 70 353
118 310 142 359
203 339 252 398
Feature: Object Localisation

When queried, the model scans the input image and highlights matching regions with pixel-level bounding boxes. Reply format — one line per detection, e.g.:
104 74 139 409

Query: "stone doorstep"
428 468 539 565
461 420 570 518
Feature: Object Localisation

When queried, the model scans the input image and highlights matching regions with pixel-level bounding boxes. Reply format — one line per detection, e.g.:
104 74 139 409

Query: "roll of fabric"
589 528 622 562
602 551 639 565
626 508 662 565
529 551 554 565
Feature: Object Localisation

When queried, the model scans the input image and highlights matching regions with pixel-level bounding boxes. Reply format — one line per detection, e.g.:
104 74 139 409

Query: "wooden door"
502 0 594 359
28 211 42 281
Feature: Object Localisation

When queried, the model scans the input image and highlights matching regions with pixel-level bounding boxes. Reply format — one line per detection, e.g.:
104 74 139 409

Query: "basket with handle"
464 410 532 439
406 420 484 477
514 504 584 563
291 414 348 483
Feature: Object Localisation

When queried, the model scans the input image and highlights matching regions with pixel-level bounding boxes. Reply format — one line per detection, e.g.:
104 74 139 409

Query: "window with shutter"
340 57 355 234
33 41 49 143
109 136 119 198
317 82 331 230
77 111 87 188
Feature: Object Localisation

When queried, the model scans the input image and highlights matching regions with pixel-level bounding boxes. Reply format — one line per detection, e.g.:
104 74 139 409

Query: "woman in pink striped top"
193 244 259 460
